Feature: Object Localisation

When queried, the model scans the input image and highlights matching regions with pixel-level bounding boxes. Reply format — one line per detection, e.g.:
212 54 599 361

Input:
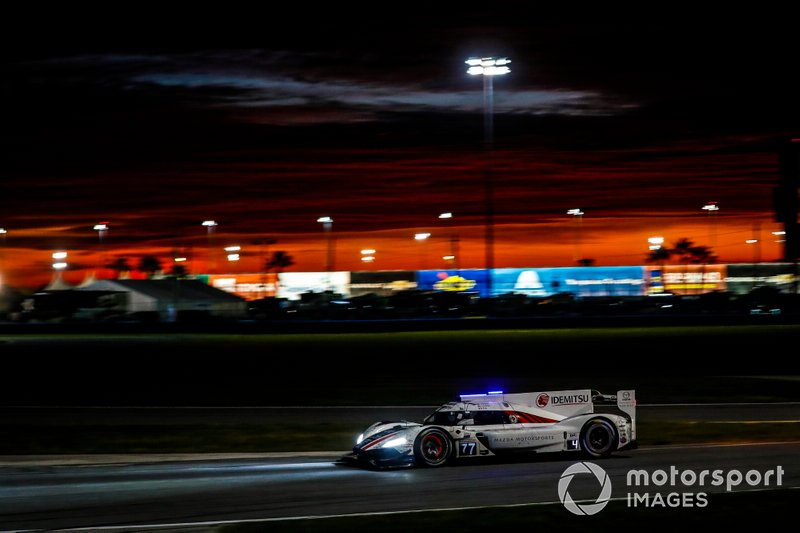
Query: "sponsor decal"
433 275 477 292
493 434 557 444
536 393 550 408
505 410 557 424
550 393 589 406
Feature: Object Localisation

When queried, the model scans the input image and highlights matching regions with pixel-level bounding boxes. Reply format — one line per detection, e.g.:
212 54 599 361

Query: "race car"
340 389 636 469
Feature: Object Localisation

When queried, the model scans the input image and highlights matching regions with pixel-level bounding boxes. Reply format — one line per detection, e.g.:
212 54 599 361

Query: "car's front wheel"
413 427 452 467
580 418 618 458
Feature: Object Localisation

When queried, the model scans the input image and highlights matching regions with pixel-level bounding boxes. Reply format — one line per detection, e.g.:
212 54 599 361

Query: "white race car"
341 389 636 468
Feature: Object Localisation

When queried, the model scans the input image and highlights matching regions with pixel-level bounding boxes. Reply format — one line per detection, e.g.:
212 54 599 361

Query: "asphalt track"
0 442 797 532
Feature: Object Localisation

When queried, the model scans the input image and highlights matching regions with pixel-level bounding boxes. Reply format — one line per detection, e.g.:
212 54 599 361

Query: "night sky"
2 10 799 289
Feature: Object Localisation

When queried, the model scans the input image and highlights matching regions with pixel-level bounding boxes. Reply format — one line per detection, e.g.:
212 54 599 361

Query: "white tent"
43 272 75 291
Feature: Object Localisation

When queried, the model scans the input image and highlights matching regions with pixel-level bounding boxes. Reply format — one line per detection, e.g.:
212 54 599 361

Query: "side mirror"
460 419 474 427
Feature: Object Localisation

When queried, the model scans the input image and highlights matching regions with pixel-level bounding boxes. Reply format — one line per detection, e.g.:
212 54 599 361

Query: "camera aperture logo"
558 462 612 515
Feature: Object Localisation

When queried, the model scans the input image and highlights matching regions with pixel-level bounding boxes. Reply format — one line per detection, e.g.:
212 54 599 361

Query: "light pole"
52 251 68 273
317 216 334 271
746 237 760 291
438 212 460 273
93 222 108 277
467 56 510 298
750 222 761 264
360 248 376 265
567 209 584 263
745 238 760 257
201 220 218 274
414 232 431 270
93 222 108 242
648 236 665 251
702 202 719 250
253 237 276 299
0 228 6 282
317 216 334 290
225 245 241 273
747 221 762 290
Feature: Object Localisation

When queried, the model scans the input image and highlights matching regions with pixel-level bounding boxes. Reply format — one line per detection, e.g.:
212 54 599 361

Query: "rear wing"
462 389 593 417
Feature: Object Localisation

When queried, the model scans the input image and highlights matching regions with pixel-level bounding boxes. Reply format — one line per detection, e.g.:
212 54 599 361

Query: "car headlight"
356 433 364 445
382 436 408 448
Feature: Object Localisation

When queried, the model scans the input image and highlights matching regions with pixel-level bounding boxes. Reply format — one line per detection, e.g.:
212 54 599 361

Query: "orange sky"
3 18 798 291
1 215 785 291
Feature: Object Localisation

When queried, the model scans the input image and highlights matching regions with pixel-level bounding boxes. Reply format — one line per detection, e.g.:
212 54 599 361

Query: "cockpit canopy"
423 403 516 426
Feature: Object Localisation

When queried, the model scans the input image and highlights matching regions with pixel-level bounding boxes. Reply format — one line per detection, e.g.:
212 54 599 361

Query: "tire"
580 418 618 458
413 427 453 467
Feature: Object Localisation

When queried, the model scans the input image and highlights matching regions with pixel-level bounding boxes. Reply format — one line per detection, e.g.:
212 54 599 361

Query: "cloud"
130 56 631 121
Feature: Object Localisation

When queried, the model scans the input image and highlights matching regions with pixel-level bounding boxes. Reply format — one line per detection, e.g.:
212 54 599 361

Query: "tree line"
105 250 295 279
103 236 715 280
645 237 718 265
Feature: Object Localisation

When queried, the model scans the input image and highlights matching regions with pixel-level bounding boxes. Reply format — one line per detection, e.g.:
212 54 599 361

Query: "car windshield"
423 410 471 425
424 409 511 425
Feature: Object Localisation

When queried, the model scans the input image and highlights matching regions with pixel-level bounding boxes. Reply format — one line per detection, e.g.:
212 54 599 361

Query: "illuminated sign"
418 267 646 297
494 267 646 297
209 273 277 300
276 272 350 300
433 275 477 292
417 270 489 296
647 265 726 295
208 272 350 301
349 271 417 296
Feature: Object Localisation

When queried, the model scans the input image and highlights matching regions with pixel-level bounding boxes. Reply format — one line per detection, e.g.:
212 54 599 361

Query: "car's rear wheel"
413 427 452 467
580 418 618 458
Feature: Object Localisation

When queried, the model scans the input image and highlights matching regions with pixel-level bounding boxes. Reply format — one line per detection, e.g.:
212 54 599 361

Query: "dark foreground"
220 489 798 533
0 442 796 531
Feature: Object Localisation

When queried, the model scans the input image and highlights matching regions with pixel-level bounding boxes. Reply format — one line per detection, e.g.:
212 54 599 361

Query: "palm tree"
254 237 277 298
138 255 163 279
645 247 671 266
663 238 719 294
671 238 696 264
106 257 132 279
645 238 719 266
687 245 718 265
266 251 294 273
265 251 294 296
688 244 718 295
169 263 189 279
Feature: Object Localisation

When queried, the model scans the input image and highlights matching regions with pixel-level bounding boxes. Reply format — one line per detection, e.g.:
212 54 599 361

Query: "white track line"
39 486 800 532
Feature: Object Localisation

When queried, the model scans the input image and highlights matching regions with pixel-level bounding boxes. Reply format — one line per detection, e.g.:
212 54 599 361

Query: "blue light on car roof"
461 390 504 397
